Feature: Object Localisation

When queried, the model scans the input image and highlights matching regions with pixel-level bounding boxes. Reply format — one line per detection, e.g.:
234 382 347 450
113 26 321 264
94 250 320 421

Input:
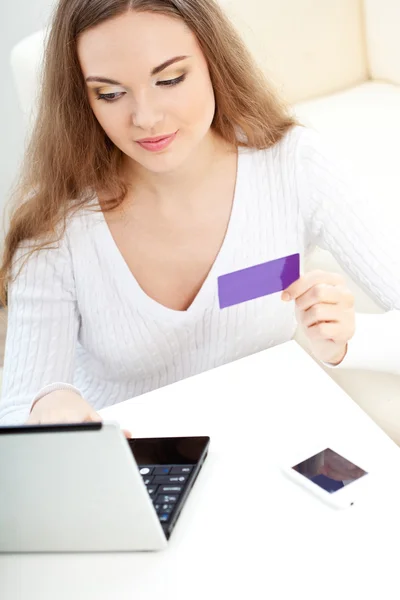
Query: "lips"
135 131 177 153
136 134 174 143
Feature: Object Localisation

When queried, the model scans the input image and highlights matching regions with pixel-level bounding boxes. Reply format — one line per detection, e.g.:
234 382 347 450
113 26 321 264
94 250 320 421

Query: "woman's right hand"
26 390 101 424
26 390 132 438
25 390 132 438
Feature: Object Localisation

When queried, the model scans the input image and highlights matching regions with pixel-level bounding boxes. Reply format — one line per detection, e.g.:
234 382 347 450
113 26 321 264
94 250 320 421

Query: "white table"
1 341 400 600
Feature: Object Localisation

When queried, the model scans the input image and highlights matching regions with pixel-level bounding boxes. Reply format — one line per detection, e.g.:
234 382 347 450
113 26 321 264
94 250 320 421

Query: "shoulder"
240 125 325 182
243 125 321 166
272 125 327 160
259 125 350 186
12 196 100 271
60 195 104 247
281 125 347 171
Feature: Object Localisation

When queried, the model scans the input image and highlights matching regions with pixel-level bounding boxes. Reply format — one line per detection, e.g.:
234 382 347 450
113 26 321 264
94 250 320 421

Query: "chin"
139 157 182 174
132 147 192 174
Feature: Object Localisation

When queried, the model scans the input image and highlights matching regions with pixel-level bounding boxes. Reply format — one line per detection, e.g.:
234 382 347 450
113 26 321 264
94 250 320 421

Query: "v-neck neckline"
96 145 246 320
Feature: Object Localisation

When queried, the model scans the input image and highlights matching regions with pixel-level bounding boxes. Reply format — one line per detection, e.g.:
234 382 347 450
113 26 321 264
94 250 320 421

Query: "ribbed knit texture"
1 126 399 424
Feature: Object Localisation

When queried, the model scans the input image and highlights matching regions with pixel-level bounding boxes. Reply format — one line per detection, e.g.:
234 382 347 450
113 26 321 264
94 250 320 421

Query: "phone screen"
128 436 210 466
292 448 367 494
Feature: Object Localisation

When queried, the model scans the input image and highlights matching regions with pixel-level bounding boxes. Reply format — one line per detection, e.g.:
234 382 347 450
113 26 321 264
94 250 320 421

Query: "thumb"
86 412 131 437
84 410 102 423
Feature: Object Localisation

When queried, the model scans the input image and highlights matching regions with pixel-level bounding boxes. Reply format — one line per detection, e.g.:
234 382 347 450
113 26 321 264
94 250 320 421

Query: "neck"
120 131 233 206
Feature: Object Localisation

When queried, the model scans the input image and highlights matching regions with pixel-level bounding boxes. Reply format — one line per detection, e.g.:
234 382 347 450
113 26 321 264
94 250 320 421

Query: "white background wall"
0 0 54 221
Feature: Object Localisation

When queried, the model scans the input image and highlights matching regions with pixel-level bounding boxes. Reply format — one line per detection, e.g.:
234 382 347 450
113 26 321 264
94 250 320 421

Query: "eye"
157 74 186 87
96 91 125 103
95 73 186 103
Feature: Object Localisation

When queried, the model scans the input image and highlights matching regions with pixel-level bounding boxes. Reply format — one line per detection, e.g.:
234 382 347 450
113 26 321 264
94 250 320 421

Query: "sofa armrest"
364 0 400 85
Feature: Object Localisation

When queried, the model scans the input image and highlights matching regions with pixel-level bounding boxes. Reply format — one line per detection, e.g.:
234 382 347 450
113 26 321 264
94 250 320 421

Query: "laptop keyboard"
139 465 193 524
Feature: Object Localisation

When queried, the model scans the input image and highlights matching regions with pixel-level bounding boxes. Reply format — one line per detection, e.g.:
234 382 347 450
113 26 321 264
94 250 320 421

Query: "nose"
131 90 163 132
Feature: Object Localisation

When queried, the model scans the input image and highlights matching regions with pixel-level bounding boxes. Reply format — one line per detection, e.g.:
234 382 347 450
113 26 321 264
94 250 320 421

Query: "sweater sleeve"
295 126 400 374
0 234 82 424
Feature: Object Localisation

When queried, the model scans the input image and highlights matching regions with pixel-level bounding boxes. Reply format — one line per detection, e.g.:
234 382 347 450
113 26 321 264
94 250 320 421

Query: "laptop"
0 422 209 552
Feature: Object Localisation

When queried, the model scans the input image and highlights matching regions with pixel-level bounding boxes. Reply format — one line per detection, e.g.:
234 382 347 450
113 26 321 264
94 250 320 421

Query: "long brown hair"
0 0 296 306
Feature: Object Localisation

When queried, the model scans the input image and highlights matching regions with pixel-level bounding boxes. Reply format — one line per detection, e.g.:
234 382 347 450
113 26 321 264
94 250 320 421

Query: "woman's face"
77 10 216 174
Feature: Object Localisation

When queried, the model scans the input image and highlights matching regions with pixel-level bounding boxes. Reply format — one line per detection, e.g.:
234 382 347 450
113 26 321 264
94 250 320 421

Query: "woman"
0 0 399 426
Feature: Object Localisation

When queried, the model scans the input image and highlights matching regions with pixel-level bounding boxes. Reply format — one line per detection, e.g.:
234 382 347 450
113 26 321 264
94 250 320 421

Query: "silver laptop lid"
0 422 167 552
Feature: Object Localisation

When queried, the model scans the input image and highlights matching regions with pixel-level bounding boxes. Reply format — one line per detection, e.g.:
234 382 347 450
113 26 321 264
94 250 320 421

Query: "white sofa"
9 0 400 442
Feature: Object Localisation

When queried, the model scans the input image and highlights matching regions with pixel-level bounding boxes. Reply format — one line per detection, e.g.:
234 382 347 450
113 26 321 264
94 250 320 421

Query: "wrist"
30 382 83 413
31 390 82 412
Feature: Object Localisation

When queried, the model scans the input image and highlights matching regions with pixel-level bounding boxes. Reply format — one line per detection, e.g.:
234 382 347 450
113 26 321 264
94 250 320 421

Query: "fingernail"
281 292 291 301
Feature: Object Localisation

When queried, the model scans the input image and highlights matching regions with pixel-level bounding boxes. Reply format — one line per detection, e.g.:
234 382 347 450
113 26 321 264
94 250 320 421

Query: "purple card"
218 253 300 309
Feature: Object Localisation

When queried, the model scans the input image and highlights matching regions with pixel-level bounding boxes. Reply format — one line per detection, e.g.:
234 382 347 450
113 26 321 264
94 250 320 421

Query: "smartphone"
281 448 368 509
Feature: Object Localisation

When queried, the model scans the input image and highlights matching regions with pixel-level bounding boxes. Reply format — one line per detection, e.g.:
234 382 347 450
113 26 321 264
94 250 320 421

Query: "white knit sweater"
1 126 399 424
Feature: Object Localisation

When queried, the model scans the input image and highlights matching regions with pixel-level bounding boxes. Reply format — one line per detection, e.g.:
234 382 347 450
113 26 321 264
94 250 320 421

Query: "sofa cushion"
221 0 368 103
364 0 400 85
294 82 400 221
294 323 400 446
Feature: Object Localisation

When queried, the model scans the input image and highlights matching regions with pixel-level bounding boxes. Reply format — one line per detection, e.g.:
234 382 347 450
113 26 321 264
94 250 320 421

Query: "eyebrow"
85 55 189 85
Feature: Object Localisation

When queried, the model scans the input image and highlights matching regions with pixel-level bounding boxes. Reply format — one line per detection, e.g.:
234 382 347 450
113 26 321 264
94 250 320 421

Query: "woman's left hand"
282 270 356 365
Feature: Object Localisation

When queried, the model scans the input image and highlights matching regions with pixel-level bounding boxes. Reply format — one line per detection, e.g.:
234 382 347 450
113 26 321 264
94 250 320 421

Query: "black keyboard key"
153 475 188 484
159 513 171 523
143 476 153 486
153 476 172 484
171 475 188 484
147 485 158 496
171 466 193 475
155 503 174 515
159 485 183 494
154 467 171 475
156 494 178 504
139 467 154 476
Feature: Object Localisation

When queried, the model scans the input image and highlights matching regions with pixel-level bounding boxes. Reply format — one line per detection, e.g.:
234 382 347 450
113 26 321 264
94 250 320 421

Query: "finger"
84 411 102 423
301 303 342 328
295 285 345 311
35 411 97 424
306 321 347 342
25 413 38 425
283 270 345 301
39 414 82 424
123 429 133 439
